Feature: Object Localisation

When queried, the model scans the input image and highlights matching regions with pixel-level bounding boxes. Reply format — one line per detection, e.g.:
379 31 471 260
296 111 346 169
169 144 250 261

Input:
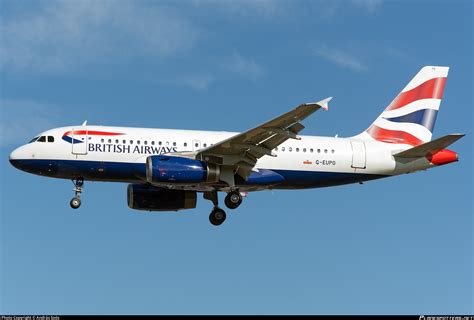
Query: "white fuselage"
9 125 436 192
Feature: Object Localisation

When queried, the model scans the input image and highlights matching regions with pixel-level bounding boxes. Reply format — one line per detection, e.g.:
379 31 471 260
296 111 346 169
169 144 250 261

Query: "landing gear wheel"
209 208 226 226
225 191 242 209
70 178 84 209
70 197 81 209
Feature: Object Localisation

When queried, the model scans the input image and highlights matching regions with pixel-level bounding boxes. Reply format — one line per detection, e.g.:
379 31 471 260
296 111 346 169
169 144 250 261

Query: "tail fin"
361 66 449 146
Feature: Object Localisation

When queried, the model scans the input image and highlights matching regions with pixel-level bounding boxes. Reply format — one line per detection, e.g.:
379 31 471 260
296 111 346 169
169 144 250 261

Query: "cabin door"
351 141 366 169
71 129 88 155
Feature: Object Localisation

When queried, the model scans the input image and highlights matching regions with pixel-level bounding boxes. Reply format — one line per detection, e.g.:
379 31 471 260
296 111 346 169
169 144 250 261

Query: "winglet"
315 97 332 111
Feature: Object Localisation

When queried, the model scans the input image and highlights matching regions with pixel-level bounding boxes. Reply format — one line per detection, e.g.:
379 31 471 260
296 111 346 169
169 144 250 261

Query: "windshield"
28 136 39 143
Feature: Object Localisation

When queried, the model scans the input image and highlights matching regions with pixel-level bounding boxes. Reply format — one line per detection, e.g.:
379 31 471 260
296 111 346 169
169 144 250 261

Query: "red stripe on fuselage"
367 125 424 146
63 130 125 136
385 77 446 111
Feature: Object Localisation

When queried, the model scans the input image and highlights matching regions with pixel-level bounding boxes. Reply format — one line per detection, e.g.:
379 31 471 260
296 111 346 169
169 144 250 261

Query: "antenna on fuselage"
81 120 88 126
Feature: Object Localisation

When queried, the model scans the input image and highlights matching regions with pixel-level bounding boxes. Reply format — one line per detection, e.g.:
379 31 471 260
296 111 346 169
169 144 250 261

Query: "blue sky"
0 0 472 315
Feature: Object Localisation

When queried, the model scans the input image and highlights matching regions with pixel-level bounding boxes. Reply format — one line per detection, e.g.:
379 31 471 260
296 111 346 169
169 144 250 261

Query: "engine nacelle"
127 184 197 211
146 155 220 184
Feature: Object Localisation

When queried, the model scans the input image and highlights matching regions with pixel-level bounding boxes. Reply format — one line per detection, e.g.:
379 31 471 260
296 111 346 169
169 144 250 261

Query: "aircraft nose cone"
9 146 28 170
9 148 21 169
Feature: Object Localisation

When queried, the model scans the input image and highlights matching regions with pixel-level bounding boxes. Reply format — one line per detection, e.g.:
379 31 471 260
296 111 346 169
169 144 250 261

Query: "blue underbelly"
10 159 387 188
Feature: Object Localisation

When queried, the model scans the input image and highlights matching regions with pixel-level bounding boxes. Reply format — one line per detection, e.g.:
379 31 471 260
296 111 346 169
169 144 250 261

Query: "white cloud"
0 0 199 74
352 0 383 14
192 0 282 17
315 45 368 73
224 53 264 80
307 0 383 19
0 99 63 147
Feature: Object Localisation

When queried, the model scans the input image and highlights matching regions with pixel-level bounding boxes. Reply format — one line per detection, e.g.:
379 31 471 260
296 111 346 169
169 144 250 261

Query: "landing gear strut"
224 190 242 209
204 190 227 226
70 178 84 209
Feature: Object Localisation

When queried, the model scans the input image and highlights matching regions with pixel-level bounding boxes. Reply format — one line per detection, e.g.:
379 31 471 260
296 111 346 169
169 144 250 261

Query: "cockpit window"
37 136 46 142
48 136 54 142
28 136 39 143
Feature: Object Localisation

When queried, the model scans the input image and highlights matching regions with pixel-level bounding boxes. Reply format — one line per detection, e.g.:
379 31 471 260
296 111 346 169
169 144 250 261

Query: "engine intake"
127 184 197 211
146 155 220 184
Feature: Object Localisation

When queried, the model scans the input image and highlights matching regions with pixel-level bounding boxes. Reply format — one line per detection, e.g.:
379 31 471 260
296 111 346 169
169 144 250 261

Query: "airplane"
9 66 464 226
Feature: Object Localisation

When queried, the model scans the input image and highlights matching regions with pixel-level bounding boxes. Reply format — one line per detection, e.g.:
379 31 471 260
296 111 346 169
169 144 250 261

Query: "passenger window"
144 141 148 145
101 138 105 143
115 139 119 144
203 143 207 147
195 143 199 147
289 147 292 152
317 149 321 153
324 149 328 153
173 142 176 146
137 140 141 145
159 141 162 146
184 142 187 147
108 139 112 143
282 147 285 151
37 136 46 142
48 136 54 143
332 149 335 154
303 148 306 152
123 140 126 144
296 148 299 152
310 148 314 153
130 140 133 144
151 141 155 145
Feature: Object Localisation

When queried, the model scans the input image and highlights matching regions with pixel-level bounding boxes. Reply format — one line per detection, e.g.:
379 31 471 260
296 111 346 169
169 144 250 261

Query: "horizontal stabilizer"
393 133 465 158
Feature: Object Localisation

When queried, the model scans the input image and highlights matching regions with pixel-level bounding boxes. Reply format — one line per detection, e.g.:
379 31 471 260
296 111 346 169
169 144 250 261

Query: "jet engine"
127 184 197 211
146 155 220 184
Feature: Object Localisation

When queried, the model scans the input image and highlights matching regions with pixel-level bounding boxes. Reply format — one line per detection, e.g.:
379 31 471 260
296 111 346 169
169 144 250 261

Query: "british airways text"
88 143 178 155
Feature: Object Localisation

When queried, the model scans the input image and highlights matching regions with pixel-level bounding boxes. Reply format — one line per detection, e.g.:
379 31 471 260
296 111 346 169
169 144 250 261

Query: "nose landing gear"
70 197 81 209
70 178 84 209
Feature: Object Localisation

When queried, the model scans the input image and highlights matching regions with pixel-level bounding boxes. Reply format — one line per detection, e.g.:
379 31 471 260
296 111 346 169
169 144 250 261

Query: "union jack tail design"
363 66 449 146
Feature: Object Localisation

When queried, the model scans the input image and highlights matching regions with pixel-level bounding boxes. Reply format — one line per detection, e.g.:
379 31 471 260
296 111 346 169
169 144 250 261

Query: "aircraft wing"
195 97 331 180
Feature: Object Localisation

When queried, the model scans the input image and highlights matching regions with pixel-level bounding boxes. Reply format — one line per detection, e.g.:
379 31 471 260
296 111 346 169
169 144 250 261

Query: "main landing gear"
204 189 244 226
209 207 226 226
70 178 84 209
224 190 243 209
